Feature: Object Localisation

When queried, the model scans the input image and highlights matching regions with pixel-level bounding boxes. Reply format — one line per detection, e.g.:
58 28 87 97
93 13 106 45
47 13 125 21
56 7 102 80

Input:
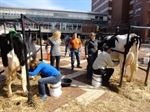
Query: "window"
135 8 141 14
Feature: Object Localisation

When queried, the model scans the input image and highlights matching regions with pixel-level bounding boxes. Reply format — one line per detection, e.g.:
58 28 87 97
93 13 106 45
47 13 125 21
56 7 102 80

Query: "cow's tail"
130 35 141 71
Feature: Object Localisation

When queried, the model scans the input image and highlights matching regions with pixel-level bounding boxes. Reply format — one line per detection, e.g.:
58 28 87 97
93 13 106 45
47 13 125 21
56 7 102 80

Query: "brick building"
92 0 150 42
0 6 107 40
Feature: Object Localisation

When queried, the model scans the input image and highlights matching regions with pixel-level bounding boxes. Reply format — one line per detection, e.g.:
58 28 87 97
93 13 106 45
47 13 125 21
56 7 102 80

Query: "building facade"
0 6 107 40
92 0 150 42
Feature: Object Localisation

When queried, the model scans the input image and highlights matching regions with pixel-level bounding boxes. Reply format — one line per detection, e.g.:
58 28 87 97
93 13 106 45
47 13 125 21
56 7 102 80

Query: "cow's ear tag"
9 30 18 38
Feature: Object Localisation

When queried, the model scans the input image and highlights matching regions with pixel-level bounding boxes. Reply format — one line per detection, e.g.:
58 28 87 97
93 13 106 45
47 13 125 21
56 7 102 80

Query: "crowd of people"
28 31 119 101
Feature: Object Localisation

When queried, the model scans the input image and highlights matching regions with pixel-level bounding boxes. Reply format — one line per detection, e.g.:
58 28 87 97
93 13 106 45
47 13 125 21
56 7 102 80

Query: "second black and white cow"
102 33 141 82
0 30 36 97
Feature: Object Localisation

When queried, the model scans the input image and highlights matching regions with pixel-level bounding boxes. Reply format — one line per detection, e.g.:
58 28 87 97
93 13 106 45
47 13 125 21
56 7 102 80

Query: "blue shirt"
28 62 60 76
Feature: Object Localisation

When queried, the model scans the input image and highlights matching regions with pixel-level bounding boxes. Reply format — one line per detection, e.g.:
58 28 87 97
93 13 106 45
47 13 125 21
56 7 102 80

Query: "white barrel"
92 80 101 87
50 81 61 88
49 81 62 97
92 74 102 82
91 73 102 87
143 57 149 64
50 86 62 97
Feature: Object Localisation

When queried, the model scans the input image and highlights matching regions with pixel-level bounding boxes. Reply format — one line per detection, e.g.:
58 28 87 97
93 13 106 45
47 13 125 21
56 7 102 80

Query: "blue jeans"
65 44 68 55
86 53 97 78
38 74 62 96
70 49 80 68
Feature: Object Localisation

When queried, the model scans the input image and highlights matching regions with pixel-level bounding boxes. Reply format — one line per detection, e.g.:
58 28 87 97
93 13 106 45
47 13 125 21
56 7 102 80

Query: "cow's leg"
4 67 13 97
123 67 128 77
127 63 135 82
125 53 134 82
20 65 28 96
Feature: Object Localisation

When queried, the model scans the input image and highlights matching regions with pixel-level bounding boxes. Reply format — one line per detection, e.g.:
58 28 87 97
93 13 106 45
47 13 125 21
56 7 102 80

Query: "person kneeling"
28 59 62 101
92 45 118 86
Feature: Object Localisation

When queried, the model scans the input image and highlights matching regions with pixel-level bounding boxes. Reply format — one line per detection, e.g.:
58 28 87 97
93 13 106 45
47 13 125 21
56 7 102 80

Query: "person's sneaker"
86 75 92 79
102 81 110 87
77 66 82 68
40 94 47 101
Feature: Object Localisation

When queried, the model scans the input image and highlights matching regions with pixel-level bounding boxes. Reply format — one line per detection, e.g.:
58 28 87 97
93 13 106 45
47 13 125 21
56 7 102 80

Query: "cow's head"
130 33 141 49
124 33 141 52
105 35 119 48
98 35 119 51
0 31 25 65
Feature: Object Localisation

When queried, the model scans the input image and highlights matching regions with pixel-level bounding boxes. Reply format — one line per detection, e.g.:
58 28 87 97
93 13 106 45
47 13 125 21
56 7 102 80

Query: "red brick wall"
92 0 150 42
132 0 150 42
82 25 96 33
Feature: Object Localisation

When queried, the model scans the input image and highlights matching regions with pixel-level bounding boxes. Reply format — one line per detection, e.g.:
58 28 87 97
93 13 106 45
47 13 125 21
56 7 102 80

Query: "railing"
0 14 43 106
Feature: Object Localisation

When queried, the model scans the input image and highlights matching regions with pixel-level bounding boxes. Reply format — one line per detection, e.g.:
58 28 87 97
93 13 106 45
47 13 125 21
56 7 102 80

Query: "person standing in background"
77 35 81 39
68 32 82 70
84 32 99 79
77 34 82 54
45 30 62 70
64 35 71 57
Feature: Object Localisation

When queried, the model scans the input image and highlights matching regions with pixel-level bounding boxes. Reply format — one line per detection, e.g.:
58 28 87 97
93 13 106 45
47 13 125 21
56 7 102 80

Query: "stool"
49 81 62 97
91 73 102 87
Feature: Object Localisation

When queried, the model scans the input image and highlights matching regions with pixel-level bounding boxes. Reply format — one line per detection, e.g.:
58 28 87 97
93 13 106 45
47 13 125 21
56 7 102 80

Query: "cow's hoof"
22 91 28 97
29 76 35 80
126 78 131 82
8 93 13 98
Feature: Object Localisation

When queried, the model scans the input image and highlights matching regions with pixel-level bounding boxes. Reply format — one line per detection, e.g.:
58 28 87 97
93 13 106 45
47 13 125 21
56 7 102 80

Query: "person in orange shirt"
68 32 82 70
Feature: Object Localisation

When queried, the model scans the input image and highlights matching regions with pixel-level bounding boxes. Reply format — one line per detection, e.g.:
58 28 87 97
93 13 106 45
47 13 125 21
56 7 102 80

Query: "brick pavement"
41 45 106 111
38 44 150 111
0 44 149 111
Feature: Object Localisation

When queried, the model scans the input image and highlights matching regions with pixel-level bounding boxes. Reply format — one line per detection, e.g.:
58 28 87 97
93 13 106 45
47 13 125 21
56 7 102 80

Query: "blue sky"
0 0 91 12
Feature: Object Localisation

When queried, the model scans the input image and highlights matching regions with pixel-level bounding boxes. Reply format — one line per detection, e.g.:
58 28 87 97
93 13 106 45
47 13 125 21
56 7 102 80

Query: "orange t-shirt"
69 38 82 50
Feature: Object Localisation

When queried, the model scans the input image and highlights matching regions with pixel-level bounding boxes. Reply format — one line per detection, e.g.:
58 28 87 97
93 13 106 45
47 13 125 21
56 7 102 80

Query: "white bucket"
92 74 102 82
92 80 101 87
50 86 62 97
92 75 102 82
93 73 101 78
50 81 61 88
143 57 149 64
91 73 102 87
49 81 62 97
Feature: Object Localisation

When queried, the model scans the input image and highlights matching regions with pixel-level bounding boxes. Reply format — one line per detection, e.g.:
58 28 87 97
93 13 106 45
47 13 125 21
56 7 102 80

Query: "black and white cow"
101 33 141 82
0 30 36 97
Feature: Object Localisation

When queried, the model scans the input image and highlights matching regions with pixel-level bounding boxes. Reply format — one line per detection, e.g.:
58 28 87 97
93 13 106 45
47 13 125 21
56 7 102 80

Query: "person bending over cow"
28 59 62 101
92 45 119 86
